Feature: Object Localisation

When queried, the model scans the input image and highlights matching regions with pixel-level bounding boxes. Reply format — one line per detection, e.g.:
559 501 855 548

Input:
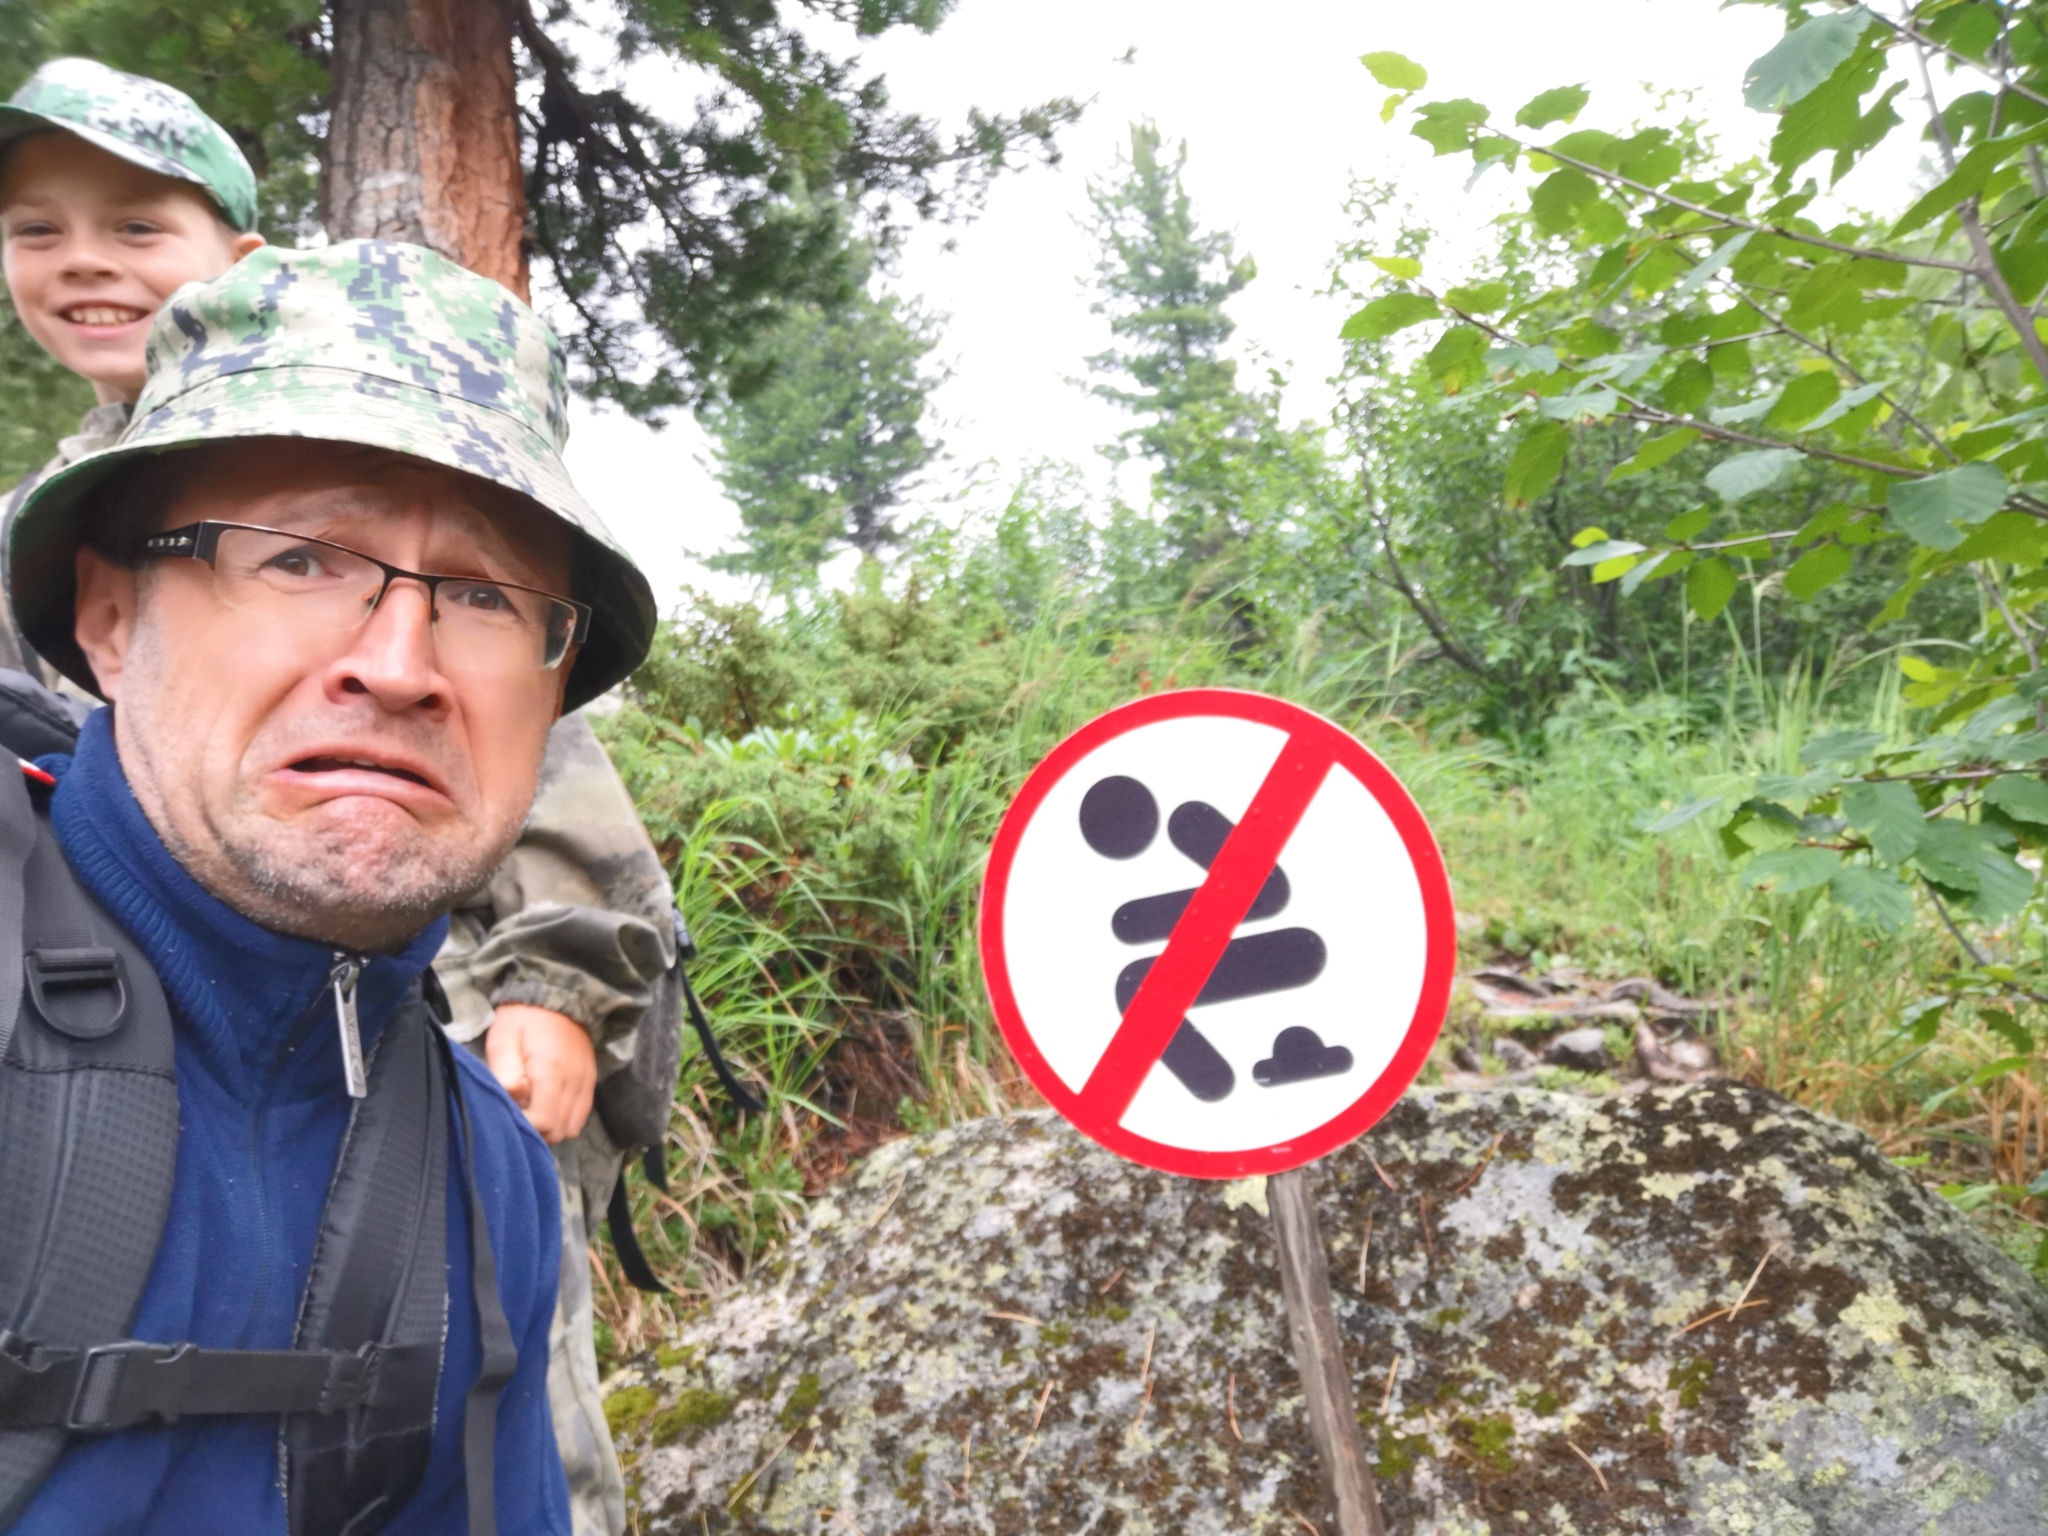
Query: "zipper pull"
331 952 367 1099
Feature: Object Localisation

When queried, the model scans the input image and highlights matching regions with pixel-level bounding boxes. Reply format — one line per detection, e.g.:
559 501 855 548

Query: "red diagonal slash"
1077 730 1339 1124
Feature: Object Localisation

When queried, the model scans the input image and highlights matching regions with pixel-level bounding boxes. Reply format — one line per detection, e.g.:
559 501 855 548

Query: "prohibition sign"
979 688 1456 1179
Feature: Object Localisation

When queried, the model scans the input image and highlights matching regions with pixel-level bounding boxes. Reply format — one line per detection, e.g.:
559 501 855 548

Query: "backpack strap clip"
23 946 128 1040
64 1341 196 1431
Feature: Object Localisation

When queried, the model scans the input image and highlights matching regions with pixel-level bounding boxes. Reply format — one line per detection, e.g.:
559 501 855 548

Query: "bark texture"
325 0 529 299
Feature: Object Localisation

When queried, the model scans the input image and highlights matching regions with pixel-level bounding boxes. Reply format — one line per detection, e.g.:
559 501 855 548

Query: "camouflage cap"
0 57 258 231
7 240 656 713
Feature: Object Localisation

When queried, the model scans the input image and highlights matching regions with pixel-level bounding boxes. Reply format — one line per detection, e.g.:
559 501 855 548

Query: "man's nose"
325 579 451 715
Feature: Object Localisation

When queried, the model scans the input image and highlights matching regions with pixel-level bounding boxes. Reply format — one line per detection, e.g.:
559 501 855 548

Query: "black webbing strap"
605 1174 670 1294
431 1027 516 1536
0 1337 438 1432
0 765 36 1063
679 969 762 1115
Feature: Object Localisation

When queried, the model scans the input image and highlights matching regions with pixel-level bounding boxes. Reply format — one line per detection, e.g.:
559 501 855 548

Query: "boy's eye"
5 221 57 240
118 220 163 237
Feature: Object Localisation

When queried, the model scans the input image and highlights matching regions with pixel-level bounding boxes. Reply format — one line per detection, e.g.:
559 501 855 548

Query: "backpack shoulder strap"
0 762 179 1529
284 985 451 1536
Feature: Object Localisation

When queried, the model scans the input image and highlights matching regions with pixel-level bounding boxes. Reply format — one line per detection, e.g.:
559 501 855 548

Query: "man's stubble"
112 609 533 954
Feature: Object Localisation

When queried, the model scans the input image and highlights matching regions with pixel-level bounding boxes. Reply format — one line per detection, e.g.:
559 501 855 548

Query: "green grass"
585 595 2048 1368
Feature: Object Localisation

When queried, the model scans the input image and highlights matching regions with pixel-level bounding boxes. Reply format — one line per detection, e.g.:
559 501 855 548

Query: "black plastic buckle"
25 947 129 1041
316 1345 375 1414
66 1341 194 1431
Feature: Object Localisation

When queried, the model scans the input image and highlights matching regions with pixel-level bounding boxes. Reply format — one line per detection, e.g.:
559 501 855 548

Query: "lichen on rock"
613 1084 2048 1533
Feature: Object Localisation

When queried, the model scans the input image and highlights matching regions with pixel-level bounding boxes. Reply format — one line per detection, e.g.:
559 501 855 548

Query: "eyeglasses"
137 521 591 673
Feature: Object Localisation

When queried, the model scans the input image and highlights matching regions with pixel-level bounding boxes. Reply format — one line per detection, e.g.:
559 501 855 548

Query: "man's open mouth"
290 755 433 787
61 304 149 326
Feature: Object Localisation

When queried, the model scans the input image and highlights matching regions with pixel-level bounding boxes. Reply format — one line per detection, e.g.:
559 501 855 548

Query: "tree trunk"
324 0 529 300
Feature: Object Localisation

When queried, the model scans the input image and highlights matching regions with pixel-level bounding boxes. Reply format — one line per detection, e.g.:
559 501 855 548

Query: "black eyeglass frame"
137 520 594 667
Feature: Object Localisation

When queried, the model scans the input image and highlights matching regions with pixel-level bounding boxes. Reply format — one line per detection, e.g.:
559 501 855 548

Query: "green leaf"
1643 795 1722 833
1528 167 1601 234
1516 85 1590 130
1504 423 1570 508
1486 343 1559 375
1743 8 1877 112
1443 281 1509 314
1705 448 1801 503
1563 539 1646 567
1783 541 1853 599
1986 774 2048 824
1411 99 1489 156
1745 846 1842 894
1665 506 1713 541
1765 370 1842 431
1982 1007 2034 1057
1361 51 1428 91
1661 357 1714 416
1608 427 1700 485
1914 820 1993 891
1893 138 2012 239
1888 462 2010 550
1425 326 1487 394
1802 730 1884 767
1829 865 1915 930
1843 780 1922 865
1669 230 1755 303
1341 292 1442 340
1368 255 1423 280
1687 557 1739 621
1591 552 1642 584
1968 849 2035 923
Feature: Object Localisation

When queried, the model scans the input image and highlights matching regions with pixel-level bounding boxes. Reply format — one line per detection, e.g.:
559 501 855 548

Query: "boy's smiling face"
0 130 261 404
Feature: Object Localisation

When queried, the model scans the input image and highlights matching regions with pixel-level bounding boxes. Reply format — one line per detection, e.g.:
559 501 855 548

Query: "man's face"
74 440 576 953
0 131 262 403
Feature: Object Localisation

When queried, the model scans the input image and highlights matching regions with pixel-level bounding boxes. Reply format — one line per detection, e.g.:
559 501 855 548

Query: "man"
1 238 657 1532
0 61 673 1533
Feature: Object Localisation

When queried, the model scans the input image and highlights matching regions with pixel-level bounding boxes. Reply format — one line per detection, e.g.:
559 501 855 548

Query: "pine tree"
1085 122 1330 602
701 280 943 579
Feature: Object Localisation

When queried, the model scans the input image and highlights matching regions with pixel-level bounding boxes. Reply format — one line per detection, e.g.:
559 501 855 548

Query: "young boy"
0 58 672 1536
0 56 260 681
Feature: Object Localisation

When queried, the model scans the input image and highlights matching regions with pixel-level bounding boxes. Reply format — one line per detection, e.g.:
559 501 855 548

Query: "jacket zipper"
236 951 370 1345
331 951 367 1098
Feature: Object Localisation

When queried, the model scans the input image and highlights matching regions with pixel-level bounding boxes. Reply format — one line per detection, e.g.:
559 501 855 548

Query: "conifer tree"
701 279 943 579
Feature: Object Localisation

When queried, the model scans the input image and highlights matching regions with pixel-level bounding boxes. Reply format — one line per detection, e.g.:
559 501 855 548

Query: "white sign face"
979 689 1456 1179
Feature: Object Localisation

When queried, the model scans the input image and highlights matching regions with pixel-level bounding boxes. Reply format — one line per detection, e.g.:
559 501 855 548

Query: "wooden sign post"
1271 1164 1387 1536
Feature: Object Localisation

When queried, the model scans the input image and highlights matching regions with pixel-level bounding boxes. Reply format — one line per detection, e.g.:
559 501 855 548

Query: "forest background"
5 0 2048 1368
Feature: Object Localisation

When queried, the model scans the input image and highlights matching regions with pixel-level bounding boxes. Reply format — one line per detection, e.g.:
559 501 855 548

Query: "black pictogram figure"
1254 1026 1354 1087
1079 777 1342 1102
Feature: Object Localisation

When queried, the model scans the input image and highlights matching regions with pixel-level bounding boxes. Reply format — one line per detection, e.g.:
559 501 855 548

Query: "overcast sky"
558 0 1804 612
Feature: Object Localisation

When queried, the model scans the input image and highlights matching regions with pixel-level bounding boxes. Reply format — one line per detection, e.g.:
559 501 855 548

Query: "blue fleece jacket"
7 709 570 1536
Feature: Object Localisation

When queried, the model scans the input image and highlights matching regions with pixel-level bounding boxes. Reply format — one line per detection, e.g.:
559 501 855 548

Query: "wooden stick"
1270 1164 1389 1536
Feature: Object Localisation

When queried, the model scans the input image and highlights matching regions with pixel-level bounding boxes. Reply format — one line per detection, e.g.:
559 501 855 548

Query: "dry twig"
1453 1133 1506 1195
1357 1216 1373 1289
985 1310 1045 1327
1015 1378 1056 1468
1099 1266 1127 1294
726 1427 800 1511
1227 1370 1243 1443
1566 1439 1610 1494
1674 1243 1782 1336
1369 1155 1399 1192
1379 1354 1401 1415
861 1174 909 1237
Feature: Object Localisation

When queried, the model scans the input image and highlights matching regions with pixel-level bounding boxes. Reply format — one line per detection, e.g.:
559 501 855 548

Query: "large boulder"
611 1084 2048 1534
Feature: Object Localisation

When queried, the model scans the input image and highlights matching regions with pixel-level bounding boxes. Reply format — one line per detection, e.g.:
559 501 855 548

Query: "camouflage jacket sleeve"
435 712 674 1080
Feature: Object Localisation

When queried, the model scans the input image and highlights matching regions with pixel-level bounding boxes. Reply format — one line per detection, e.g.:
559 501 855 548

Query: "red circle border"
978 687 1457 1179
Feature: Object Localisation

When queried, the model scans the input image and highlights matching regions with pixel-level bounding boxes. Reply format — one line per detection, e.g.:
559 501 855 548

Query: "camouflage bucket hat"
7 240 656 713
0 57 258 231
